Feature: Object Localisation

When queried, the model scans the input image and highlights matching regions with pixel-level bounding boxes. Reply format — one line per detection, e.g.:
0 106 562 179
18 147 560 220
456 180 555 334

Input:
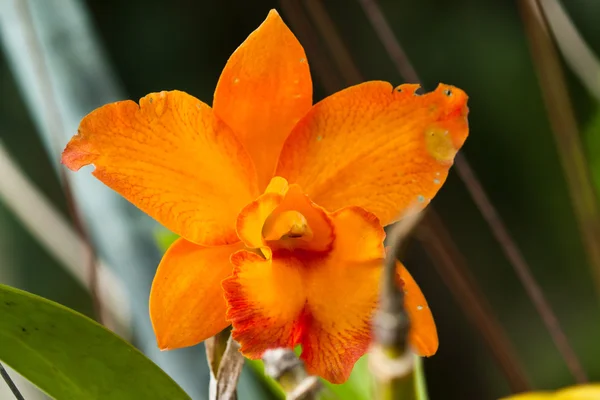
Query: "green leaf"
0 284 191 400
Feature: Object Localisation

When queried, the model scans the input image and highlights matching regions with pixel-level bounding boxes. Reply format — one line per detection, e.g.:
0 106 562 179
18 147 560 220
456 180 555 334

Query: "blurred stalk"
357 0 588 385
285 0 531 391
539 0 600 101
0 140 127 332
0 0 211 396
262 349 320 400
370 210 423 400
206 330 244 400
519 0 600 312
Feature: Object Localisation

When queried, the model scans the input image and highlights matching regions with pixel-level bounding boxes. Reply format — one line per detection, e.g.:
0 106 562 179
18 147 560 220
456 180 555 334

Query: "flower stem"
262 348 320 400
205 328 244 400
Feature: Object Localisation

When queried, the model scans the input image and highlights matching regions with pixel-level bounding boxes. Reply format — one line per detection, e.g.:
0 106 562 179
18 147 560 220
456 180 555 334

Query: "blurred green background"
1 0 599 399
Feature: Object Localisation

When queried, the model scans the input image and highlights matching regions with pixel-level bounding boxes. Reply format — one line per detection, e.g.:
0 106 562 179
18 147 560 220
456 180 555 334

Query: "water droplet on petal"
417 305 424 311
433 178 440 185
233 77 240 84
317 135 323 142
417 195 425 203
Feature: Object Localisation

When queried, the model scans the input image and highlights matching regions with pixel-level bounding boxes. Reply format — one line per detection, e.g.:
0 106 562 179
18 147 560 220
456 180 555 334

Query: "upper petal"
213 10 312 190
62 91 258 246
150 238 243 350
276 82 469 226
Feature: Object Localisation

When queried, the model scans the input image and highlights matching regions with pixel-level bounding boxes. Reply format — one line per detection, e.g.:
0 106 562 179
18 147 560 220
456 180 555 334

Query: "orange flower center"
235 177 334 254
263 210 313 242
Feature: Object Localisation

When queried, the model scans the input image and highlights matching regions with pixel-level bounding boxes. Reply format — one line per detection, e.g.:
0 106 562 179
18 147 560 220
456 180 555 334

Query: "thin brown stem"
356 0 420 84
454 153 588 383
0 363 25 400
520 0 600 298
518 0 596 380
357 0 588 384
304 0 363 85
418 211 530 391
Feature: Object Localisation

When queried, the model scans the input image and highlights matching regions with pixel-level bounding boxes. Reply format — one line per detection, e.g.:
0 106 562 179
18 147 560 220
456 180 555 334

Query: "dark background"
1 0 599 399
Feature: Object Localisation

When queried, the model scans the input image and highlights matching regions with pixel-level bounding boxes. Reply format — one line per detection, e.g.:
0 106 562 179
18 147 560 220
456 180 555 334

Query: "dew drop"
233 77 240 84
317 135 323 142
433 178 440 185
300 58 306 63
417 195 425 203
416 305 424 311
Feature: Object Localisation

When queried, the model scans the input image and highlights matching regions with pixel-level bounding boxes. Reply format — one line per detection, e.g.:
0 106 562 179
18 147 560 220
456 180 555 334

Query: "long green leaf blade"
0 284 190 399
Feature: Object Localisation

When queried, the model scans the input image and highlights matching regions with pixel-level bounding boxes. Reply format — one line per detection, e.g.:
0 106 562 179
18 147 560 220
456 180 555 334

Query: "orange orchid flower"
61 10 468 383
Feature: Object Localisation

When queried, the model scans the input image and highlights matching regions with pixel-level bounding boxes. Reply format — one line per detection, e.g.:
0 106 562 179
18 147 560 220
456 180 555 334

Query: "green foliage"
584 106 600 198
0 284 190 400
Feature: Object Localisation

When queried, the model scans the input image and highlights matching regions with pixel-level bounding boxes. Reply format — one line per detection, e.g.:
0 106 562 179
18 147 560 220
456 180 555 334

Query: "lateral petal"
149 238 243 350
398 263 439 356
62 90 258 246
214 10 312 189
276 82 469 226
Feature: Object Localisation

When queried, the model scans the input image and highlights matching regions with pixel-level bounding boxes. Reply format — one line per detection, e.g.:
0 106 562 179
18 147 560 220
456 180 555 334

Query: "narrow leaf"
0 284 190 399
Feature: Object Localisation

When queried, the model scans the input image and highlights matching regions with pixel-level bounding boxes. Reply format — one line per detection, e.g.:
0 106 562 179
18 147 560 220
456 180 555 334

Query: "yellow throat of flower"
262 210 314 242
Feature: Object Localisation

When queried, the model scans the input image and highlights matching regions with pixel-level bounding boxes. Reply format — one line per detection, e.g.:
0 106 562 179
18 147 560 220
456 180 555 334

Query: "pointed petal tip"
61 137 96 172
267 9 280 18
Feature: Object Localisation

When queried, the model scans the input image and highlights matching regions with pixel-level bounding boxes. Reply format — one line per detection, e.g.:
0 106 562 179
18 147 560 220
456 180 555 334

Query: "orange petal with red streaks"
222 250 306 359
224 206 386 383
62 91 258 246
299 207 385 383
150 238 243 350
214 10 312 190
276 81 469 226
